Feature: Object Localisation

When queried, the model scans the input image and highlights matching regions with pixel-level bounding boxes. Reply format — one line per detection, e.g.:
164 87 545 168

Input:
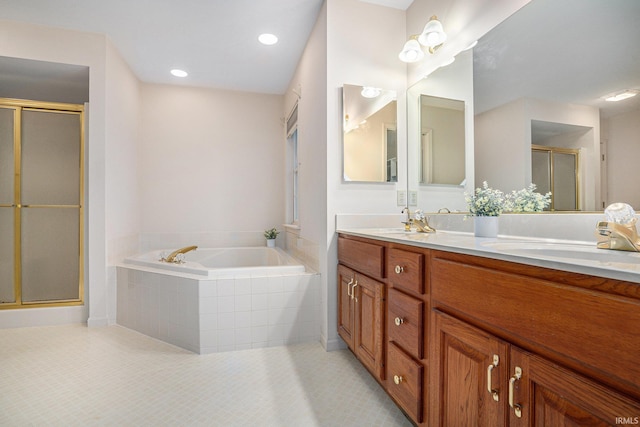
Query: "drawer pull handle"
393 375 403 385
509 366 523 418
352 281 358 302
486 354 500 402
394 265 404 274
394 317 404 326
346 278 354 298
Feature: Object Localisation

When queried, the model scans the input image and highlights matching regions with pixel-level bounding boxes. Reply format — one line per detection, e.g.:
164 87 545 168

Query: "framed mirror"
473 0 640 211
342 84 397 183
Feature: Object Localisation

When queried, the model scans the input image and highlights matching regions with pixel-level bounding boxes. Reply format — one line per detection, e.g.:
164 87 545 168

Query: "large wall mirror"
342 84 397 183
473 0 640 211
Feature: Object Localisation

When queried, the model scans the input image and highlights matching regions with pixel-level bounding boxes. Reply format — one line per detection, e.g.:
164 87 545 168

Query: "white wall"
104 41 142 323
284 2 329 346
606 109 640 209
326 0 406 350
138 84 285 234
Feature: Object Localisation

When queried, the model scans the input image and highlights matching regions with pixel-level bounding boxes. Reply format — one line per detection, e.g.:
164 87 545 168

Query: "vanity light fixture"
604 89 638 102
418 16 447 51
399 15 447 63
258 33 278 45
170 69 188 77
398 37 425 63
361 86 381 98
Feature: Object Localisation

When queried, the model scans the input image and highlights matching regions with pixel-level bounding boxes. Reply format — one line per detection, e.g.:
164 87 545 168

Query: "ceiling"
0 0 414 96
474 0 640 119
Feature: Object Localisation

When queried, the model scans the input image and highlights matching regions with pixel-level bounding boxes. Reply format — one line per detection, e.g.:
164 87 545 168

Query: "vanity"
337 229 640 426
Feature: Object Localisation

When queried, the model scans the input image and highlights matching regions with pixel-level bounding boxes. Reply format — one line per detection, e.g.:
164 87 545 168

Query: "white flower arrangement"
465 181 506 217
506 183 551 213
465 182 552 216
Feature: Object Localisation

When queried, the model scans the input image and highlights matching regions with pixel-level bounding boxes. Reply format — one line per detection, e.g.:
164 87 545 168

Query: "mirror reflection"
473 0 640 211
342 84 397 182
419 95 465 186
407 49 473 212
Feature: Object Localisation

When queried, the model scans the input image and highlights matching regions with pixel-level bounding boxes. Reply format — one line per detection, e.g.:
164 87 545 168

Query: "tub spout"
162 245 198 263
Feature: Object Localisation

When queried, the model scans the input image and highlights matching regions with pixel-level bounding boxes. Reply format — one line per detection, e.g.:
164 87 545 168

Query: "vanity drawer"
388 289 424 360
338 236 385 279
388 247 424 294
387 342 423 424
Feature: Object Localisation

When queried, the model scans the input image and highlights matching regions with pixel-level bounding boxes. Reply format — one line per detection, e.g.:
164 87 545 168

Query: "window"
286 104 299 224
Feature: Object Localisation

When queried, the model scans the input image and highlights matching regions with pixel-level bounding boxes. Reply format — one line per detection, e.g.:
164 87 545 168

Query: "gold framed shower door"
0 98 84 309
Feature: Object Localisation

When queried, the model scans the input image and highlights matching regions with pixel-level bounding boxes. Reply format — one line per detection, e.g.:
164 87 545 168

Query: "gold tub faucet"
162 245 198 263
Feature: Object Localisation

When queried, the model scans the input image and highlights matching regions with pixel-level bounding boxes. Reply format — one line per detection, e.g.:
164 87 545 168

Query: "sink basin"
481 241 640 263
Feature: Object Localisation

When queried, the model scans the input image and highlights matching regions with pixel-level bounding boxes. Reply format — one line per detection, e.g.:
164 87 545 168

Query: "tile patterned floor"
0 324 413 426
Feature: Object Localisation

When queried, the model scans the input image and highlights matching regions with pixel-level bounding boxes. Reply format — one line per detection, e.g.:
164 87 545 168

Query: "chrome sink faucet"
161 245 198 263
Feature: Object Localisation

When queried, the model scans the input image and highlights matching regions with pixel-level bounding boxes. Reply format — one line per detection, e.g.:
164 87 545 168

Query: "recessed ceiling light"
604 90 638 102
258 33 278 45
170 69 188 78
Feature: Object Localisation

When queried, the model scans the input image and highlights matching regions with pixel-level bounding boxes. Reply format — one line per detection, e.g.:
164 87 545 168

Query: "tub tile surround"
117 268 320 354
139 231 281 253
284 224 321 272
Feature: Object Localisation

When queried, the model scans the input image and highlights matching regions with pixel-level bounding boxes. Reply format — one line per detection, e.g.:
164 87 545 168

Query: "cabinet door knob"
394 265 404 274
393 375 403 385
509 366 523 418
486 354 500 402
346 278 354 298
394 317 404 326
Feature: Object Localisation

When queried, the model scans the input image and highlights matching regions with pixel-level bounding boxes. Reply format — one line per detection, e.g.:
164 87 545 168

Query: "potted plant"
465 181 506 237
264 227 280 248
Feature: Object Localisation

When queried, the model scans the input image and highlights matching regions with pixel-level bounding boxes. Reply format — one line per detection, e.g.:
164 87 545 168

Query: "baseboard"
87 316 109 327
321 332 347 352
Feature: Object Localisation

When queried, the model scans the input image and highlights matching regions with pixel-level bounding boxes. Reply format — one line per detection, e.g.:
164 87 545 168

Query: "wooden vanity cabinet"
429 250 640 426
337 237 385 381
386 246 428 424
339 234 640 426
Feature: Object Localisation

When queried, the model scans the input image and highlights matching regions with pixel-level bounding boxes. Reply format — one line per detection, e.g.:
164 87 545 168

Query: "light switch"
397 190 407 206
409 191 418 206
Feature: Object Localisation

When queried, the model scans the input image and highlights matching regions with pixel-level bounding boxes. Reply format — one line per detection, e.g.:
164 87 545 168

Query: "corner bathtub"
117 246 319 354
123 247 306 278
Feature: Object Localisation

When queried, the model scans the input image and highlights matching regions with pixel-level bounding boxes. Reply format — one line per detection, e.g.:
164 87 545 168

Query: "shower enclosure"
0 98 84 308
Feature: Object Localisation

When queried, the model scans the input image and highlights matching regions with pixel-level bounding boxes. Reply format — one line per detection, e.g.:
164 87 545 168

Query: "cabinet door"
430 310 509 427
337 264 356 350
354 273 385 380
509 347 640 427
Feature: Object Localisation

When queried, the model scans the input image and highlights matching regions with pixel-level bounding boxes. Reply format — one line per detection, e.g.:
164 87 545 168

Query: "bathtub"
123 247 306 278
117 246 319 354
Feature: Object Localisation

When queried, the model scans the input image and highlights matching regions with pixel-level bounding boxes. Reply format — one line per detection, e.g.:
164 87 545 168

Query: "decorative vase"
474 216 499 238
266 239 276 248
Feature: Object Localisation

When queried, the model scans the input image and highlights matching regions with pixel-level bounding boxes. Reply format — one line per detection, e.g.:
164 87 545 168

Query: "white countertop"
337 228 640 284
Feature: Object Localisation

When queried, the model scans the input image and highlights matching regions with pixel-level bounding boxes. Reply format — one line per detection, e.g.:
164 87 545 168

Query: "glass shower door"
0 107 15 304
0 99 84 308
20 109 82 303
